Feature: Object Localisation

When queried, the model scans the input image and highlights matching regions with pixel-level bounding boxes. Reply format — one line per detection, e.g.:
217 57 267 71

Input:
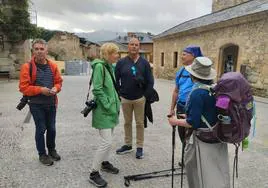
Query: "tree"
35 27 58 41
0 0 38 43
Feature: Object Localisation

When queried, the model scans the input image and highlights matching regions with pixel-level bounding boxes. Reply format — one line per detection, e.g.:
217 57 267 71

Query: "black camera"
81 99 97 117
16 96 29 110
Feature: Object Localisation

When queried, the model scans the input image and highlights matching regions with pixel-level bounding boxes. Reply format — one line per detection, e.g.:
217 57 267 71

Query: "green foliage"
0 0 38 43
36 28 59 41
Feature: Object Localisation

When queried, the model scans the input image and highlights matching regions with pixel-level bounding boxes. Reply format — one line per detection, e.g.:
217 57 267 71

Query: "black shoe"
49 150 61 161
101 161 119 174
116 145 133 154
39 154 54 166
89 171 107 187
136 148 144 159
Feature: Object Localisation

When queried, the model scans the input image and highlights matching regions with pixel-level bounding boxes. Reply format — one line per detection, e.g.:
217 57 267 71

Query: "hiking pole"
124 169 184 187
172 126 176 188
181 141 185 188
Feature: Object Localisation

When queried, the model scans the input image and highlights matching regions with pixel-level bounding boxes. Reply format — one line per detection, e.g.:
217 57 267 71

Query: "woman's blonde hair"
100 43 119 60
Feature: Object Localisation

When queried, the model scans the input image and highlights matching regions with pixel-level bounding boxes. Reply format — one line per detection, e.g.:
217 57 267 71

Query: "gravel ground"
0 76 268 188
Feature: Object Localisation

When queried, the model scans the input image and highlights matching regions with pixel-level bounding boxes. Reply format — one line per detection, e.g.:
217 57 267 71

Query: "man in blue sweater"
115 38 154 159
169 45 203 166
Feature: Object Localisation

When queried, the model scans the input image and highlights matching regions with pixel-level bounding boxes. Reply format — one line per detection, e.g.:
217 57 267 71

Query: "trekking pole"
172 126 176 188
124 168 183 187
181 141 185 188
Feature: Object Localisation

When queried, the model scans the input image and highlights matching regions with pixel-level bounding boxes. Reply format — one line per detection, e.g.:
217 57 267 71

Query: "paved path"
0 77 268 188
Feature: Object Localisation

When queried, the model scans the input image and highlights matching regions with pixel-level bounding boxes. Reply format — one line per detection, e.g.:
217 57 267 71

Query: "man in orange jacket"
19 39 63 166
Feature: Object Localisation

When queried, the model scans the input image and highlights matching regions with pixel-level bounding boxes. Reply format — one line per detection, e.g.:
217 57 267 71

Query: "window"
161 52 164 67
173 52 178 68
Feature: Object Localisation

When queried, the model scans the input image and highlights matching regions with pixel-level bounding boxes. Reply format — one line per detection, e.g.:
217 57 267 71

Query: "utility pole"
29 0 37 26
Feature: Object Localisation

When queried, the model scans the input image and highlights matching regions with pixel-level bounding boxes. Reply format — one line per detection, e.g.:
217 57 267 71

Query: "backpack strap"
233 143 240 188
28 62 33 84
189 84 214 130
200 115 213 130
178 67 190 79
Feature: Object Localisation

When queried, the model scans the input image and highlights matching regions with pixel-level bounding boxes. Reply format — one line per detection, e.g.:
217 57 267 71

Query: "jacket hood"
90 59 106 68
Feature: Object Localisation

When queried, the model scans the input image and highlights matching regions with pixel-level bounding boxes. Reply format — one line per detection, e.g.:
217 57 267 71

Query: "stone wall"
47 32 83 61
153 17 268 96
0 32 31 78
212 0 250 12
140 43 153 63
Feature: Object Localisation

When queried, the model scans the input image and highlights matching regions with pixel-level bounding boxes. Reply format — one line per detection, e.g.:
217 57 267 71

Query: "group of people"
19 38 230 188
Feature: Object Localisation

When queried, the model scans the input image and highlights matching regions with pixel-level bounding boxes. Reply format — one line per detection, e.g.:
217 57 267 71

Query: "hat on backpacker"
185 57 216 80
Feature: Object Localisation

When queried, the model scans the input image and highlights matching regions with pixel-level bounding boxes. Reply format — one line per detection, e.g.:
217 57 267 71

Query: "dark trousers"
29 104 56 156
176 102 186 143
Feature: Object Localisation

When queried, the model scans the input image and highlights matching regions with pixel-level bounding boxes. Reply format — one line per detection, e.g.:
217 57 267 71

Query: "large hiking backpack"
196 72 255 188
197 72 254 144
213 72 254 143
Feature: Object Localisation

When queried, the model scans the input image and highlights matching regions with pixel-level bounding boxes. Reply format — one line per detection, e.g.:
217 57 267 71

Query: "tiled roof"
97 40 149 53
154 0 268 39
113 32 154 44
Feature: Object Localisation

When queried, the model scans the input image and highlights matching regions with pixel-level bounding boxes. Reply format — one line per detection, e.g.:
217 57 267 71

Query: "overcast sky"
30 0 212 35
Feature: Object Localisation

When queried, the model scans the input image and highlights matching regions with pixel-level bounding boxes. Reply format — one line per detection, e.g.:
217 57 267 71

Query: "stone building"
153 0 268 96
79 38 100 61
47 32 84 61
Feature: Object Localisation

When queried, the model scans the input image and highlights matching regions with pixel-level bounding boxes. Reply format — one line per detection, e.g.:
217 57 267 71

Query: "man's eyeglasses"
131 66 136 76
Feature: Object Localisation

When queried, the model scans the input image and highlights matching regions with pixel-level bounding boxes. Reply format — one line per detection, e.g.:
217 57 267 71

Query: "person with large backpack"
168 57 230 188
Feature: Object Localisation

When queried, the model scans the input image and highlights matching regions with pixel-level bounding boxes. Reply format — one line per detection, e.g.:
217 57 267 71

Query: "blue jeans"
29 104 56 156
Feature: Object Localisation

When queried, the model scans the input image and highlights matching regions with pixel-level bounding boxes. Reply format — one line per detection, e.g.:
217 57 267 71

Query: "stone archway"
218 44 239 77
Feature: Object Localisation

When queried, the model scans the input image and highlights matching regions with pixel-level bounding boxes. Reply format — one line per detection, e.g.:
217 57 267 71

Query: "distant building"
79 37 100 61
153 0 268 96
47 32 83 61
98 40 149 60
113 32 154 64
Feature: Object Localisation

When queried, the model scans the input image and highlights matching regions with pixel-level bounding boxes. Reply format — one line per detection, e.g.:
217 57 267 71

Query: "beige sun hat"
185 57 217 80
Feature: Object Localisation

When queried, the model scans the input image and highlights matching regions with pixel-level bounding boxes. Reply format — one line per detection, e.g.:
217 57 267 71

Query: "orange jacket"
19 57 63 104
